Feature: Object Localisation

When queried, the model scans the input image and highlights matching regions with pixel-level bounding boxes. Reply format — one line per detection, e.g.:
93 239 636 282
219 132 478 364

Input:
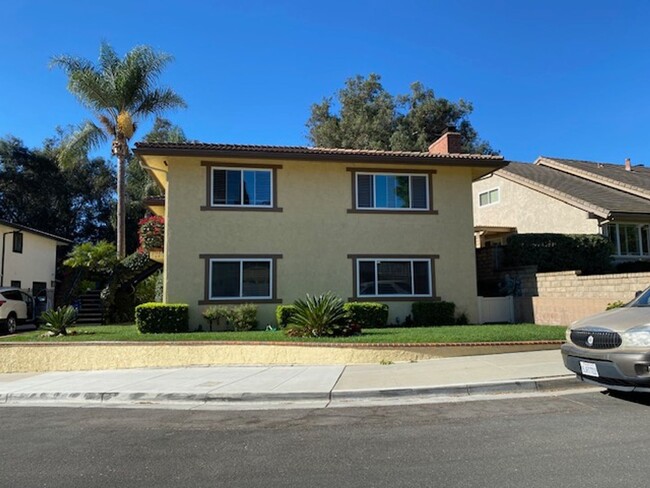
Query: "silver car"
561 287 650 392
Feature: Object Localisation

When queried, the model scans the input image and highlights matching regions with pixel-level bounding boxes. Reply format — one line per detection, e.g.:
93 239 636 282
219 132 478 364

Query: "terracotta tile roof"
498 162 650 218
134 142 504 163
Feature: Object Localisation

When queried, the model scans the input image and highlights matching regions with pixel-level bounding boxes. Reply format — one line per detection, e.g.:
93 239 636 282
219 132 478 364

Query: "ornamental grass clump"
285 292 350 337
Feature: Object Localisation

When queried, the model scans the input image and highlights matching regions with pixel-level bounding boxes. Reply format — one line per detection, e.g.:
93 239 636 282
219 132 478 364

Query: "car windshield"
630 287 650 307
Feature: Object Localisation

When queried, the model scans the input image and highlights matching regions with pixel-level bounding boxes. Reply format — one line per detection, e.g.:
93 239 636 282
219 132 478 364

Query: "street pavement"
0 349 596 409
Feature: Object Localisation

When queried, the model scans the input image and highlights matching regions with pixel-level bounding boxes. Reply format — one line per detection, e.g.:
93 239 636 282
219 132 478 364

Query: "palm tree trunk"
113 136 128 259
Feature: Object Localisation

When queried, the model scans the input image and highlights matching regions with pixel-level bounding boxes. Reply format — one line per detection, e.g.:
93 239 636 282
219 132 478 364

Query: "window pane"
357 174 373 208
375 175 388 208
479 193 489 206
643 225 650 255
226 170 242 205
254 171 271 206
213 170 226 205
242 261 271 297
413 261 430 295
489 189 499 203
620 224 640 255
211 262 240 298
12 232 23 253
377 261 412 295
242 170 255 205
411 176 427 209
358 261 376 296
394 176 409 208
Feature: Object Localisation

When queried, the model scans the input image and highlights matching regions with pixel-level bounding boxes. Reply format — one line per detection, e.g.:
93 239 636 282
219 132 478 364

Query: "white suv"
0 287 35 335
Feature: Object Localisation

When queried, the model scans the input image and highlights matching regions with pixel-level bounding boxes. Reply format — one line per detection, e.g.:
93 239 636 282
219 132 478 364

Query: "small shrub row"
412 301 456 326
202 304 258 331
276 302 389 329
135 303 189 333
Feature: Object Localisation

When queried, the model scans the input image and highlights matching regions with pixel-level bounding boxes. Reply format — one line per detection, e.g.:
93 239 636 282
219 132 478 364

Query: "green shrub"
135 303 189 333
276 305 297 328
40 305 77 336
285 292 348 337
505 233 612 274
202 304 258 331
343 302 389 328
412 301 456 326
231 304 258 331
606 300 626 310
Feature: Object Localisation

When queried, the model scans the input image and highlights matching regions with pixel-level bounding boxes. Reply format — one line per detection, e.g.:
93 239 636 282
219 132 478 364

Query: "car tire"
6 314 17 334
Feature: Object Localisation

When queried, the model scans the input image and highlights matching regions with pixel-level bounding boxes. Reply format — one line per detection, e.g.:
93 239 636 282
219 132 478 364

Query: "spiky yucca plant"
286 292 347 337
40 306 77 336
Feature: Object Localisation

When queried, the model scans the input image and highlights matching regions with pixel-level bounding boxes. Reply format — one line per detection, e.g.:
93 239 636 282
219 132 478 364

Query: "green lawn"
0 324 566 344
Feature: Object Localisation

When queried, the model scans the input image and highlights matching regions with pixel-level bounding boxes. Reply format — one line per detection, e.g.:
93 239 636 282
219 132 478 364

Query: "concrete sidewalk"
0 350 593 410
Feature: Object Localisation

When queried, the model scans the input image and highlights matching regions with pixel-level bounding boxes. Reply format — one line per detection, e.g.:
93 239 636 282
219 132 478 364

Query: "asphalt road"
1 391 649 488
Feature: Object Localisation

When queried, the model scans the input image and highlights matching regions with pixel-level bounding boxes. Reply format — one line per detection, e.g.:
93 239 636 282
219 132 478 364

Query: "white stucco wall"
0 224 60 292
472 174 601 234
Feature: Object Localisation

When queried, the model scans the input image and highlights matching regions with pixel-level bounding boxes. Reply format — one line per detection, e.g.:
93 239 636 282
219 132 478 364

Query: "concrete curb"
1 375 592 408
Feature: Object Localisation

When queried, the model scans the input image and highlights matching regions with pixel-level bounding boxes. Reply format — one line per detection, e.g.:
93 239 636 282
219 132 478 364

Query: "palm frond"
57 120 108 170
135 88 187 116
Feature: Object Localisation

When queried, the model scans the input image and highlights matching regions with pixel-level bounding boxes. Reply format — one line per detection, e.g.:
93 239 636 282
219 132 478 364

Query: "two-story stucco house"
0 219 71 302
473 157 650 262
134 130 507 328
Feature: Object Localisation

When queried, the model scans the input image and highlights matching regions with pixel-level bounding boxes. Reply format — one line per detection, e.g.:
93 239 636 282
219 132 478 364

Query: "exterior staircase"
75 290 104 325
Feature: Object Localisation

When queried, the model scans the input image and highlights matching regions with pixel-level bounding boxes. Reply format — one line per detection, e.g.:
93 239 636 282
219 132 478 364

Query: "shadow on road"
602 389 650 407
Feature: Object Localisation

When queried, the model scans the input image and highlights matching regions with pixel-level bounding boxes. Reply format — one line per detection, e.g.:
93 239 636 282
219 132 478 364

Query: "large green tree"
0 136 115 242
307 74 496 154
51 43 186 257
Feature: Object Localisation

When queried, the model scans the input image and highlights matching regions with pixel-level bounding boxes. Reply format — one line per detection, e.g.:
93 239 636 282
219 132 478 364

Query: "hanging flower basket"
138 216 164 253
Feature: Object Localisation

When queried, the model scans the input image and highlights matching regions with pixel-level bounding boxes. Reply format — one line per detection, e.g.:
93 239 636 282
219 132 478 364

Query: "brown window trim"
198 253 282 305
346 167 438 215
347 254 441 302
200 161 283 212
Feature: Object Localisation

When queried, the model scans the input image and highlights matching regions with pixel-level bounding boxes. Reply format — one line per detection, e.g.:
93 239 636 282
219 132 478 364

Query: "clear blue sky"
2 0 649 164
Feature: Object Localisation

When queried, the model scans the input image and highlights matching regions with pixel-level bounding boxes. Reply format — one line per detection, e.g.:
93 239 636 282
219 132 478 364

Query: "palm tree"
51 43 186 257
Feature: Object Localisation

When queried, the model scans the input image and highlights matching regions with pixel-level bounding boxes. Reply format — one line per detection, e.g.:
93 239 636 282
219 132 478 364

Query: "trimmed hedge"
343 302 389 328
505 233 612 274
412 301 456 326
275 305 297 328
135 303 189 333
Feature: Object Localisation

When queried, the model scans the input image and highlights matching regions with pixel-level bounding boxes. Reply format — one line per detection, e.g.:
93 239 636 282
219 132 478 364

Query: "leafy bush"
138 215 164 251
412 301 456 326
606 300 626 310
505 233 612 274
155 272 164 302
275 305 297 328
343 302 389 328
40 305 77 336
202 304 258 331
135 272 159 305
64 241 118 277
285 292 348 337
135 303 189 333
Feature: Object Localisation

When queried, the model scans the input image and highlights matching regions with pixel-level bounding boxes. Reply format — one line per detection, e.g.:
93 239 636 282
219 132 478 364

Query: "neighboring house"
0 219 72 303
473 157 650 261
134 129 506 327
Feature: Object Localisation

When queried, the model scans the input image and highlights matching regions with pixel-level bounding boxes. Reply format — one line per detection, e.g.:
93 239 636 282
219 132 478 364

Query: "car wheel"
7 314 17 334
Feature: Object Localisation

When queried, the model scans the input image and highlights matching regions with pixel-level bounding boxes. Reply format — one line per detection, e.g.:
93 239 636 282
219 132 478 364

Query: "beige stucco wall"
472 174 600 234
0 224 59 292
162 157 481 328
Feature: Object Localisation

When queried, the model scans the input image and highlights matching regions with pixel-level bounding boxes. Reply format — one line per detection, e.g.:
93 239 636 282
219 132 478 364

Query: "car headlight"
565 327 572 343
622 326 650 348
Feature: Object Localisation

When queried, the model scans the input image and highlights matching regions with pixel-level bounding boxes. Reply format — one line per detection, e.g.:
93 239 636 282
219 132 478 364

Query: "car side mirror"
635 290 643 298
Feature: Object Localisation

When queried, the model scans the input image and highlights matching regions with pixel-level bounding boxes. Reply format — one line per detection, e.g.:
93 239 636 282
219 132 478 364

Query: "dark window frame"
12 232 23 253
200 161 283 212
10 280 21 288
198 254 282 305
347 168 438 215
347 254 440 302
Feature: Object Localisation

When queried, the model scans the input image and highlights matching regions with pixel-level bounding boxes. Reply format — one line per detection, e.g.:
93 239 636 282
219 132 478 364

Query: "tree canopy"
306 74 496 154
51 42 186 257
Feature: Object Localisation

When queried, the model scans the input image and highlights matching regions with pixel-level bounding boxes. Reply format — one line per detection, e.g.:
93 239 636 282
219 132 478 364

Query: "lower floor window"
210 259 272 299
604 223 650 257
357 258 432 297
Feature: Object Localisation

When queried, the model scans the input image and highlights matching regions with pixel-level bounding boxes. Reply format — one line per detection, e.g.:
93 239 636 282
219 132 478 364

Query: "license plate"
580 361 599 377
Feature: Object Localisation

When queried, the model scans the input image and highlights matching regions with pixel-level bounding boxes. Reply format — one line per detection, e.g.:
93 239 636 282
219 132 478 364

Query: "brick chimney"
428 125 462 154
625 158 632 171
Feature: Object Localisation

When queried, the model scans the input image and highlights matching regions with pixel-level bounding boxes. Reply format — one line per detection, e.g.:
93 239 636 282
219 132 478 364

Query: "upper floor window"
605 223 650 257
355 172 430 211
478 188 499 207
212 168 272 208
12 232 23 253
201 162 282 212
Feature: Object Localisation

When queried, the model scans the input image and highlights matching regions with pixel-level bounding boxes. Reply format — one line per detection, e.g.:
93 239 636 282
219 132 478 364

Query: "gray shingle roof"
499 162 650 218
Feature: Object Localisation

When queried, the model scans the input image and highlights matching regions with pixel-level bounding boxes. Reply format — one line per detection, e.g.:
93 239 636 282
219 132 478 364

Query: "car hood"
572 307 650 332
